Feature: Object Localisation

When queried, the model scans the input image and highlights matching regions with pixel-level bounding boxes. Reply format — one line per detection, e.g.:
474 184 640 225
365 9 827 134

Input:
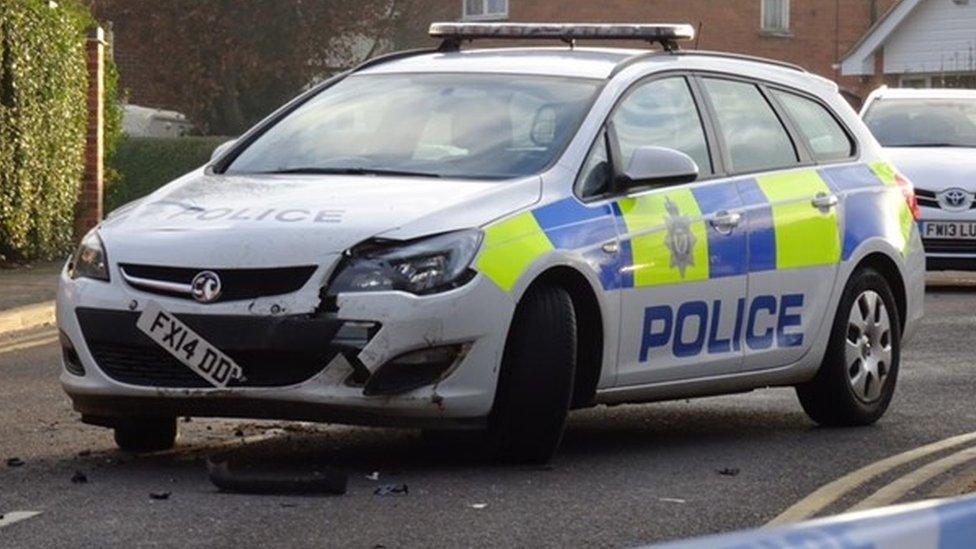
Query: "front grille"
915 188 976 210
119 264 317 302
922 239 976 254
76 308 345 388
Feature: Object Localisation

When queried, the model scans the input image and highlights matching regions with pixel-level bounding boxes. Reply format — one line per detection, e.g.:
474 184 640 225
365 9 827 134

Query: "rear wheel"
486 284 577 464
113 418 178 453
797 268 901 426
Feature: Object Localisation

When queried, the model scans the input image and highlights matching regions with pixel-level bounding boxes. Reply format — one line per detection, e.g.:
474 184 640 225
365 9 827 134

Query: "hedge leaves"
0 0 89 261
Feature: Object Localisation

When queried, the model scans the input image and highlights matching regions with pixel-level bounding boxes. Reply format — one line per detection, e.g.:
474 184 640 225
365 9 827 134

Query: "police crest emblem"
664 198 696 277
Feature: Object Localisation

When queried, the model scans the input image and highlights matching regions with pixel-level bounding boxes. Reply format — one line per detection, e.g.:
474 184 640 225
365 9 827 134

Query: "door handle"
709 210 742 234
811 193 839 211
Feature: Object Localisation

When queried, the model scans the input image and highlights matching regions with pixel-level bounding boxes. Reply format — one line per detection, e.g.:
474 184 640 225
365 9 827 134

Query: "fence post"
76 26 105 239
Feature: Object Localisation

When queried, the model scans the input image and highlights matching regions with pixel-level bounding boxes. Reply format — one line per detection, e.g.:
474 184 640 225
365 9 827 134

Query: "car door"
577 75 748 387
699 77 842 371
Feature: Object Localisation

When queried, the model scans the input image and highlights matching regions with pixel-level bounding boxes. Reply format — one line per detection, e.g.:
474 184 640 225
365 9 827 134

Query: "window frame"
462 0 509 21
573 71 722 202
760 0 791 34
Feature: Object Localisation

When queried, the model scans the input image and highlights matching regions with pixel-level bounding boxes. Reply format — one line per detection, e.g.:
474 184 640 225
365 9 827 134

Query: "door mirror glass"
210 139 237 162
617 146 699 191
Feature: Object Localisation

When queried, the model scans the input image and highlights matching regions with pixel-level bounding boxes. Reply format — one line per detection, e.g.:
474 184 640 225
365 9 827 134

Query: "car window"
610 76 712 176
862 98 976 148
224 73 601 180
772 90 853 162
702 78 798 173
577 130 613 198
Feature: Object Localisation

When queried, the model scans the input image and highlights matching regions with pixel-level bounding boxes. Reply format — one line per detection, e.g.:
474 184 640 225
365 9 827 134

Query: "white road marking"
848 445 976 512
0 511 42 530
766 430 976 526
0 329 58 356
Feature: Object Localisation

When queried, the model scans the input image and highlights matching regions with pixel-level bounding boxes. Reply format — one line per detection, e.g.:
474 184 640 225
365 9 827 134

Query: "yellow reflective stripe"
476 212 554 292
870 161 898 187
617 189 708 287
756 170 840 269
871 161 913 253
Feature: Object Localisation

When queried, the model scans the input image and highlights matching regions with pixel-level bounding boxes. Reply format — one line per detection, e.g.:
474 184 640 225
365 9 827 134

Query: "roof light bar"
430 22 695 51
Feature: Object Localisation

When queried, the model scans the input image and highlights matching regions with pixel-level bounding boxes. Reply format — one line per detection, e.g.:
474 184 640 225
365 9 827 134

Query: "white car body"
58 41 925 433
861 87 976 270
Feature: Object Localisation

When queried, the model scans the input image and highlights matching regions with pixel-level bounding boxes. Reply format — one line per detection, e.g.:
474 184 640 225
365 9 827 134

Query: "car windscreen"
223 73 602 180
863 98 976 148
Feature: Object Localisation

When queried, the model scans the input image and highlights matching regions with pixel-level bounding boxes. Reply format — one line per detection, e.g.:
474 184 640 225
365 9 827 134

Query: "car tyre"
486 284 577 464
113 417 178 453
797 267 901 426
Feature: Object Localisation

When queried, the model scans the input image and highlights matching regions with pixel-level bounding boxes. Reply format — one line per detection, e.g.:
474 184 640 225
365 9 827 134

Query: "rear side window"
702 78 797 173
772 90 853 162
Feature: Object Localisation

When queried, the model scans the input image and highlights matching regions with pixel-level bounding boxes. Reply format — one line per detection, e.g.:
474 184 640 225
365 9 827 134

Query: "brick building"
95 0 903 126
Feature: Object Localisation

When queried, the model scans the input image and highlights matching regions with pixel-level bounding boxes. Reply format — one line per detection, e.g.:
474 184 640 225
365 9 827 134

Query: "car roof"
355 47 837 95
867 87 976 101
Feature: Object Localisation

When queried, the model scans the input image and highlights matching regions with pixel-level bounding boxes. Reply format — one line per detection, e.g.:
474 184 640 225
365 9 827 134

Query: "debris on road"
71 471 88 484
77 450 91 458
470 503 488 509
149 492 171 500
717 468 740 477
207 458 347 495
659 497 687 504
366 471 380 481
374 484 409 497
6 457 24 467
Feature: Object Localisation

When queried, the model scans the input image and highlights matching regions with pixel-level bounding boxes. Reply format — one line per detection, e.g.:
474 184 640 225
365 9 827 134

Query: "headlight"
328 230 483 296
69 229 109 282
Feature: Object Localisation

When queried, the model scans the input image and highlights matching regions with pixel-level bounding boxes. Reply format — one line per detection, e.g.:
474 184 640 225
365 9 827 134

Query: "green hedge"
106 136 228 212
0 1 88 260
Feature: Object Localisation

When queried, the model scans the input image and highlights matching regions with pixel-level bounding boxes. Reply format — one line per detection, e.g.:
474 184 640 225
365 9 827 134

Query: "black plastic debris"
6 457 24 468
71 471 88 484
207 458 347 496
149 492 171 500
77 450 91 458
717 468 740 477
373 484 409 497
233 429 245 437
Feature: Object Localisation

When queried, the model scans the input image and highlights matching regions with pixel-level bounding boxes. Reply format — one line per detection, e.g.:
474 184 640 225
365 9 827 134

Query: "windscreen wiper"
265 167 442 178
887 143 976 148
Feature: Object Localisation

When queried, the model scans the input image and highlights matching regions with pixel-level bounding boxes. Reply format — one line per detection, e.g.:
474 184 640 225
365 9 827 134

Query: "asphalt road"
2 283 976 548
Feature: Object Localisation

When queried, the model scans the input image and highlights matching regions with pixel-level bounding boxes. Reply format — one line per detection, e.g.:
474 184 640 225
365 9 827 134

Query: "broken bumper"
57 265 515 429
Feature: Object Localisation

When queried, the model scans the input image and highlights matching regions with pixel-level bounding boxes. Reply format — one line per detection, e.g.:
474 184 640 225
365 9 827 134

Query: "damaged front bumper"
57 262 515 429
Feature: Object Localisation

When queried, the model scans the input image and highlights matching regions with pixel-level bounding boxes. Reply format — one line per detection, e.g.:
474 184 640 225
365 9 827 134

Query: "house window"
761 0 790 34
463 0 508 21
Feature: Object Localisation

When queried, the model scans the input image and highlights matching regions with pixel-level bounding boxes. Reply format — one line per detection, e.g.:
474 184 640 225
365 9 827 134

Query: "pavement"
1 273 976 547
0 262 61 336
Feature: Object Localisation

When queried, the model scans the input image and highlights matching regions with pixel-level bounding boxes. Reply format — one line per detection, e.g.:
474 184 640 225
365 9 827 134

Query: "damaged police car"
59 23 924 463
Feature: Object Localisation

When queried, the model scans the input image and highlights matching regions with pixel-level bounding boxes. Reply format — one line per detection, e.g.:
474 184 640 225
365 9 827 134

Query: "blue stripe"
735 178 776 272
819 165 889 261
533 198 624 290
691 184 747 278
819 164 884 193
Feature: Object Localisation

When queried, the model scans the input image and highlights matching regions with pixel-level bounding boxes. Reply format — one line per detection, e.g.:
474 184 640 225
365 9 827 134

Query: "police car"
861 87 976 270
58 23 924 463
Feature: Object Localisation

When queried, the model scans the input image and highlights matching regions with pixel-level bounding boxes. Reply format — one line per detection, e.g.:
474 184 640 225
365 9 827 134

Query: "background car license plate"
136 301 243 388
921 221 976 240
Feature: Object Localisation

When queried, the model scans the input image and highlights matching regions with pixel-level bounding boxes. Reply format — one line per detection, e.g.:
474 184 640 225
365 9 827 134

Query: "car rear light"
894 173 921 221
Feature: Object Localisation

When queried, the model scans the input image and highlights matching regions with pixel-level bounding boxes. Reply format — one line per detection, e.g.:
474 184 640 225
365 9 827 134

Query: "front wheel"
486 284 577 464
797 268 901 426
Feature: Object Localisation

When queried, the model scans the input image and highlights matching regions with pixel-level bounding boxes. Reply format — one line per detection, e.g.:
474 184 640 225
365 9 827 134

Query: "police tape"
649 493 976 548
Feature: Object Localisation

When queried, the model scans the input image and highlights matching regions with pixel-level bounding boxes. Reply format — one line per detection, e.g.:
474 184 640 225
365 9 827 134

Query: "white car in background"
862 87 976 270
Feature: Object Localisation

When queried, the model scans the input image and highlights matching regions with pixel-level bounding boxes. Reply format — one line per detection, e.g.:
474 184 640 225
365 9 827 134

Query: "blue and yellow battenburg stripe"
476 163 909 293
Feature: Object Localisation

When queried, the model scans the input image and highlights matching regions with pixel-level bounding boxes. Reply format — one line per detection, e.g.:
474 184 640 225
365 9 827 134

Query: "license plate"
921 221 976 240
136 301 243 388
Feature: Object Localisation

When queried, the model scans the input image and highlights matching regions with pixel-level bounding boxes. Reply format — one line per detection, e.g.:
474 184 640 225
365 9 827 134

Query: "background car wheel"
797 267 901 426
486 284 577 464
113 417 177 453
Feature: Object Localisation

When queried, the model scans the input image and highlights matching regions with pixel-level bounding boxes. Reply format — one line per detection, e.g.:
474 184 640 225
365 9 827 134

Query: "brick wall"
506 0 898 101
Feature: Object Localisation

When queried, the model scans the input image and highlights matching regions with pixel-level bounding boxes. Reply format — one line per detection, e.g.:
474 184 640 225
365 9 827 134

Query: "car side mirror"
615 146 699 192
210 139 237 163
